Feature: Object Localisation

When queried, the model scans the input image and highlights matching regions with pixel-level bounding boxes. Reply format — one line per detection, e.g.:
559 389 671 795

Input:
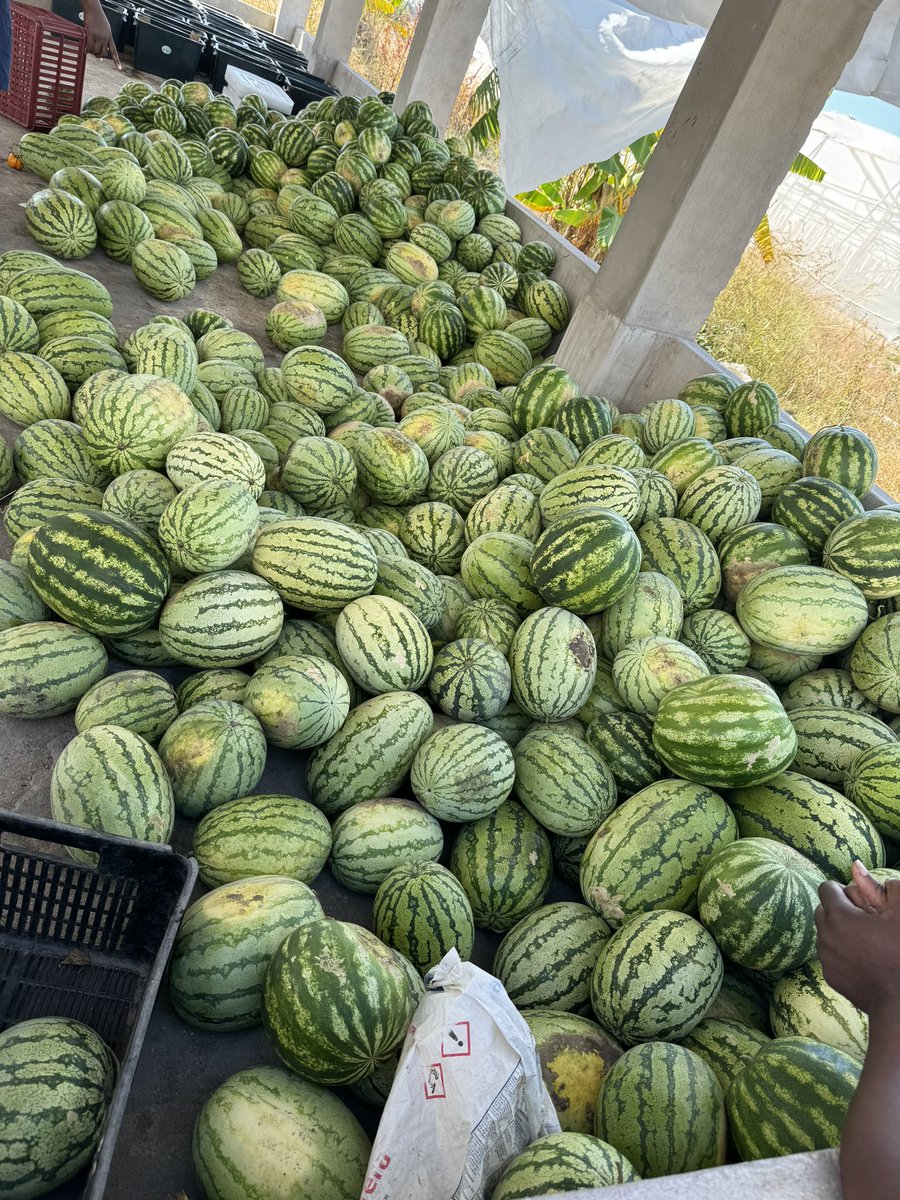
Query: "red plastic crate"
0 2 86 131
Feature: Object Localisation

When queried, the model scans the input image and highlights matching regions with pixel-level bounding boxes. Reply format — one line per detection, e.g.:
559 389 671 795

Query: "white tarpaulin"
489 0 900 193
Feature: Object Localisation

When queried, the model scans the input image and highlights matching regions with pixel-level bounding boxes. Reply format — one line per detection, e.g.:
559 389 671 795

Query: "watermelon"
252 518 378 610
679 608 751 674
132 238 195 300
428 636 511 721
399 502 468 576
494 901 611 1012
788 705 896 786
579 778 737 925
242 655 350 749
598 571 684 660
330 797 443 893
80 372 198 475
612 636 709 717
509 607 597 720
0 562 46 631
0 621 106 718
158 700 267 819
490 1133 639 1200
0 1017 116 1200
823 510 900 599
524 1009 624 1134
455 598 520 656
844 743 900 839
781 667 878 714
192 1067 370 1200
729 770 884 877
591 910 723 1043
723 380 779 437
193 793 332 887
158 479 259 574
584 711 665 797
736 564 869 655
74 669 178 744
449 800 552 932
460 532 542 611
728 1037 861 1160
802 424 878 497
697 837 825 974
102 469 178 536
531 506 642 615
594 1042 726 1178
263 918 419 1084
770 959 867 1059
850 613 900 713
771 476 865 555
50 724 174 851
335 595 433 694
410 723 515 822
306 691 433 817
652 673 797 788
706 968 772 1032
373 860 475 975
513 727 616 835
159 571 284 668
25 188 97 258
170 876 323 1030
679 1018 770 1093
0 351 71 425
637 517 721 614
678 373 736 409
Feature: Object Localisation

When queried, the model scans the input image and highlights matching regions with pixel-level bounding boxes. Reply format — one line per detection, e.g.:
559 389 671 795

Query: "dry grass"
238 0 277 13
701 247 900 497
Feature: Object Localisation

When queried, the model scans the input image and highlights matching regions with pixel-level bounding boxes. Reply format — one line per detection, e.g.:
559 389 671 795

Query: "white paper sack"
360 950 559 1200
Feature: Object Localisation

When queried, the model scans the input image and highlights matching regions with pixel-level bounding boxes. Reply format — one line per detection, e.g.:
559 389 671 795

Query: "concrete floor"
0 52 847 1200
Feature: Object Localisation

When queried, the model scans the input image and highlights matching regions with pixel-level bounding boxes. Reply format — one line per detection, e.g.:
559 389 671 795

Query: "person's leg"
0 0 12 93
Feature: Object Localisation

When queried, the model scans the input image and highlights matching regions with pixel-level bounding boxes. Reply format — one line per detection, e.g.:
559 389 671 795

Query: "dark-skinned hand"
816 861 900 1018
81 0 121 67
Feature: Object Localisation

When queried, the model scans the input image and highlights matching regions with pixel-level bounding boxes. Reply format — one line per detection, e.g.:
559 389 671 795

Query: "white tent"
489 0 900 193
768 111 900 338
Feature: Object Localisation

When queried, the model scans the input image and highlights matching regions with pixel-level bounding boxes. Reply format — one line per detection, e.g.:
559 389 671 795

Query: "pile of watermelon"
1 83 899 1200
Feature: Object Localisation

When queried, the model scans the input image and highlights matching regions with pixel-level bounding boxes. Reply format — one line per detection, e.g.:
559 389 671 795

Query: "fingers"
818 879 851 910
851 860 888 912
109 37 122 69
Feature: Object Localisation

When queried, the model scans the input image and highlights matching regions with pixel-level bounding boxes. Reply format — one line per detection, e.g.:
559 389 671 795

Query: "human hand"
816 865 900 1019
81 0 121 68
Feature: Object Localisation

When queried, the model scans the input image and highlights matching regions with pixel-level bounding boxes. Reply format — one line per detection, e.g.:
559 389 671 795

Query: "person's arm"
80 0 120 67
816 863 900 1200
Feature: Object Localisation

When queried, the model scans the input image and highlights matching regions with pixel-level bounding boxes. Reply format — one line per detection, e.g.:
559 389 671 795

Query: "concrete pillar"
307 0 365 79
392 0 491 132
273 0 312 43
554 0 882 403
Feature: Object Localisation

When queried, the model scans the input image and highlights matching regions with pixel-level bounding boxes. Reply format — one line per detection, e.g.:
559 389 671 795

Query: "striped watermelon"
263 918 420 1084
3 477 104 541
802 424 878 497
579 778 737 926
0 351 71 425
80 373 199 474
0 298 38 353
428 636 512 721
647 438 719 493
243 655 350 750
823 510 900 599
788 705 896 785
0 1018 117 1200
723 380 779 437
373 861 475 974
491 1133 639 1200
844 742 900 838
170 876 322 1031
306 691 433 818
158 571 284 668
252 518 377 610
509 607 597 720
781 667 878 714
4 266 112 318
411 723 515 822
429 445 499 514
679 1017 770 1094
552 395 615 449
0 620 107 718
28 510 170 637
192 1067 370 1200
850 613 900 713
706 968 772 1032
193 794 332 887
132 239 196 300
598 571 684 660
459 532 542 612
717 520 811 603
513 727 616 835
0 562 46 631
584 711 664 797
736 564 869 654
449 800 552 932
281 436 356 510
770 959 867 1059
511 365 580 434
455 598 520 656
330 798 443 894
594 1042 725 1178
158 479 259 574
591 910 723 1043
728 1037 861 1160
697 837 825 973
642 398 695 453
466 484 542 542
612 636 709 717
102 469 178 536
679 608 751 673
25 188 97 258
335 595 433 694
158 700 267 819
678 374 736 409
637 517 721 615
50 724 174 850
524 1010 624 1134
494 901 611 1012
652 673 798 788
373 553 446 629
771 476 865 555
676 465 762 543
74 669 178 745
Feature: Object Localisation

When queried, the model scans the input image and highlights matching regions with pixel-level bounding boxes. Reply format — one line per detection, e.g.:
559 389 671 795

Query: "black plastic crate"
133 12 205 80
199 6 252 37
51 0 129 49
209 42 282 91
132 0 205 32
0 811 196 1200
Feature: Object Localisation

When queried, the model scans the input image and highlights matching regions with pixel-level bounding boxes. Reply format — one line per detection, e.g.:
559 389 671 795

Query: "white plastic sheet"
360 950 559 1200
488 0 900 193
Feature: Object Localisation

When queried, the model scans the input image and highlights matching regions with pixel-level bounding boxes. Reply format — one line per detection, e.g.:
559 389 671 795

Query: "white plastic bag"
223 65 294 115
361 950 559 1200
